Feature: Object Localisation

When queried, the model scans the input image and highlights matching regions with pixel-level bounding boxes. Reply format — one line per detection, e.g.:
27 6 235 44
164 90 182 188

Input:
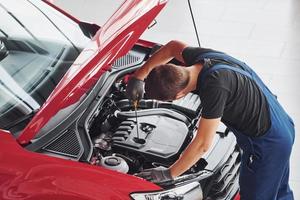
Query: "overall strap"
199 64 253 86
196 51 248 71
196 51 275 98
195 51 254 86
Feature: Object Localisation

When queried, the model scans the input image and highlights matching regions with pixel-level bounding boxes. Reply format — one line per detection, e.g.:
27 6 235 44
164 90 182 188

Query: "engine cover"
112 109 190 160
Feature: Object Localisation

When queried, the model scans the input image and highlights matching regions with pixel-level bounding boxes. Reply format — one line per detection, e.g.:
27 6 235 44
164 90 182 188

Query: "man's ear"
175 91 185 99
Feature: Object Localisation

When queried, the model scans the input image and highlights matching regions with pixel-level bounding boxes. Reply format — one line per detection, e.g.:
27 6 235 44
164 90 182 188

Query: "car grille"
207 145 241 200
42 129 83 159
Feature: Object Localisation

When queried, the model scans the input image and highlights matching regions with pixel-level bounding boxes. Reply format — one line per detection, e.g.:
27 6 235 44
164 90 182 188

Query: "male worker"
126 40 295 200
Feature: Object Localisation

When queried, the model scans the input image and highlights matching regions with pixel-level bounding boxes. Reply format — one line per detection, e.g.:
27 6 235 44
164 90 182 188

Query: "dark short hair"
145 64 189 101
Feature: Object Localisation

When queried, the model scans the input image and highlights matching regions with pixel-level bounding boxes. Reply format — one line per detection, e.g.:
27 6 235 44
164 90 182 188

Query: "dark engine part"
111 109 191 162
90 92 201 171
116 108 190 125
115 93 201 119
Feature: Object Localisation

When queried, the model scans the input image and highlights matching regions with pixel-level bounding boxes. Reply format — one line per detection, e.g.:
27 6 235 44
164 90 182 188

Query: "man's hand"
136 166 173 183
126 77 144 101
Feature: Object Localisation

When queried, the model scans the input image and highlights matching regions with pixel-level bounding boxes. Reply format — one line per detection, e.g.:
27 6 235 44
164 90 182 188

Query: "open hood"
17 0 168 144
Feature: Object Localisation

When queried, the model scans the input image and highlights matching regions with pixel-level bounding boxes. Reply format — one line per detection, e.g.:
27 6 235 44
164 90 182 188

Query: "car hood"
17 0 168 144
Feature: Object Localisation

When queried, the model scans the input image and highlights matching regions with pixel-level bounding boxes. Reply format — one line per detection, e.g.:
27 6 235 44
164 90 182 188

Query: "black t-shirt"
182 47 271 137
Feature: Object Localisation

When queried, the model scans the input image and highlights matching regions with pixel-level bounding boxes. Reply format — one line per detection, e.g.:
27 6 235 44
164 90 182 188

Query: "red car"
0 0 241 199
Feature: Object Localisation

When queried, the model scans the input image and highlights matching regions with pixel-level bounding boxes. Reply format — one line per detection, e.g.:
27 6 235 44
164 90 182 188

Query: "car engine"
88 78 204 175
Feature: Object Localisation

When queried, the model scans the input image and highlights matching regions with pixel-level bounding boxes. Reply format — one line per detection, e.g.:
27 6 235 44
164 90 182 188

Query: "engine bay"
25 46 240 196
24 46 240 197
87 77 206 176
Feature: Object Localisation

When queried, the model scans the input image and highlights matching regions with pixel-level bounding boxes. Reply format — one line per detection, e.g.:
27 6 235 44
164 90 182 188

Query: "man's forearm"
134 40 187 80
169 118 220 178
133 44 173 80
169 138 208 178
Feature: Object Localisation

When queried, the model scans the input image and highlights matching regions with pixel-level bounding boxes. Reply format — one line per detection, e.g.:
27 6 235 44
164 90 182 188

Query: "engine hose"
115 99 197 119
114 108 190 125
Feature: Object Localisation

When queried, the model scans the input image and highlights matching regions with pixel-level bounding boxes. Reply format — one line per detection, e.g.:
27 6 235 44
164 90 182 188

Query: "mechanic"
126 40 295 200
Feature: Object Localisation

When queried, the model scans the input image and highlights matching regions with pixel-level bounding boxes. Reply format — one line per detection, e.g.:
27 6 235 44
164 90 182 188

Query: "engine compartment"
26 45 240 197
112 109 189 159
87 77 206 176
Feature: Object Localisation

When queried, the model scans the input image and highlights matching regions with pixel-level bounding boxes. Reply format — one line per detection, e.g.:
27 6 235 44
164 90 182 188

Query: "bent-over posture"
126 40 295 200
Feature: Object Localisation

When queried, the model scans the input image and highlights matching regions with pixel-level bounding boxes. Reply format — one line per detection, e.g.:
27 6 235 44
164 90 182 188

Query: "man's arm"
126 40 187 101
134 40 187 80
169 117 221 178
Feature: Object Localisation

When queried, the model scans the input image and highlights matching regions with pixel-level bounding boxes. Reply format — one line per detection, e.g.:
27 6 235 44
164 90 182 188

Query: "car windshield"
0 0 86 135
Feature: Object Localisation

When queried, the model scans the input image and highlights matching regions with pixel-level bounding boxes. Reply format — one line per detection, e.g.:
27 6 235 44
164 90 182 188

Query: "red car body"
0 0 165 199
0 129 160 200
17 0 167 145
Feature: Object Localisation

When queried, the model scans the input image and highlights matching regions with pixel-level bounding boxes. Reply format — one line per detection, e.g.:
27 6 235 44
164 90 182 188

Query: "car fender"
0 130 161 200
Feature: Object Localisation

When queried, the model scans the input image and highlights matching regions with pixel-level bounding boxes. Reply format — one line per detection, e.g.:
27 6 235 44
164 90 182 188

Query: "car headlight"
130 182 203 200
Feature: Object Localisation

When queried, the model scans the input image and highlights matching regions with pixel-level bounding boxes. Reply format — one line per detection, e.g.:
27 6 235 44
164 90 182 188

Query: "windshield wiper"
0 39 8 61
27 0 80 54
0 3 47 50
3 109 38 130
0 28 8 38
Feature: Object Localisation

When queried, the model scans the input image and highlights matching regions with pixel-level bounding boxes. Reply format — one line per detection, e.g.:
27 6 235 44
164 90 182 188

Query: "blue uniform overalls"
196 52 295 200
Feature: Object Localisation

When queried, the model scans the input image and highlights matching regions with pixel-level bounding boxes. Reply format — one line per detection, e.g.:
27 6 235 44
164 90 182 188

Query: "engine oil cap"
105 157 121 166
101 156 129 173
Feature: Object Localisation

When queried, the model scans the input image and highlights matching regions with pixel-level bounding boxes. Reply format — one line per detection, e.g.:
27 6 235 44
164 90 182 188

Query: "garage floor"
54 0 300 197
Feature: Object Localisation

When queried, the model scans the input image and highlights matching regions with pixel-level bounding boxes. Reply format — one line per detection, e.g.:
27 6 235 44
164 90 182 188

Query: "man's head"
145 64 190 101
